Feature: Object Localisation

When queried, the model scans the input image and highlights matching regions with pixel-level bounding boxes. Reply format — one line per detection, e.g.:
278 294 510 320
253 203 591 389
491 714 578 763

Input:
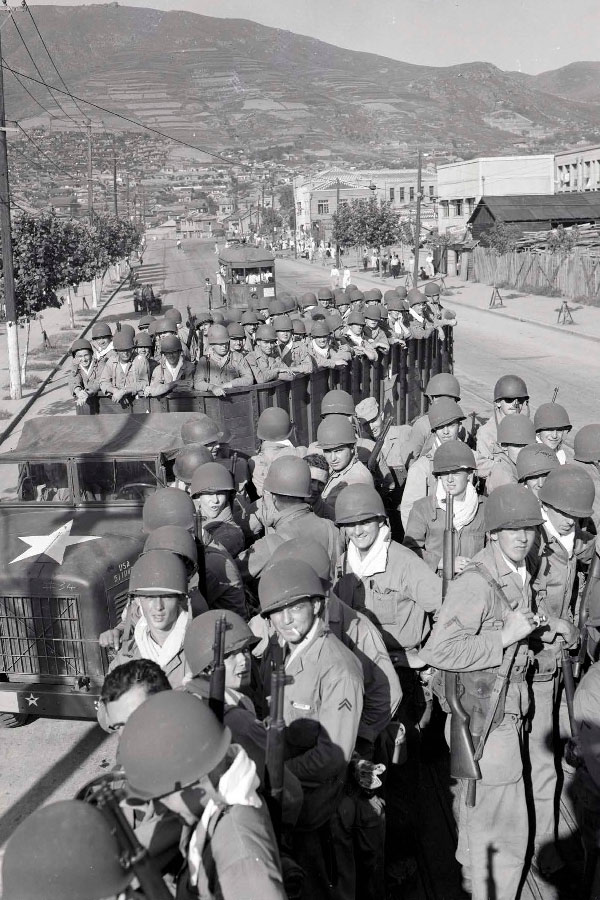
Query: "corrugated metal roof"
470 193 600 223
219 246 275 264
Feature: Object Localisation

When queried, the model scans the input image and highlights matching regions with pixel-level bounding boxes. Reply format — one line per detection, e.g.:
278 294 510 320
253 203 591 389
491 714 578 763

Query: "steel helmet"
113 330 134 351
118 323 136 342
407 288 426 307
386 295 404 311
364 303 383 321
279 292 296 313
227 323 245 340
135 331 154 348
91 321 112 339
181 414 221 446
311 320 331 338
384 289 399 303
129 549 188 596
268 299 284 317
143 525 198 569
335 483 386 524
348 289 364 302
516 444 561 481
153 317 176 335
574 425 600 463
293 319 306 335
432 440 476 474
138 314 155 330
70 338 92 355
424 282 440 297
164 307 182 325
143 486 196 533
184 609 259 677
271 538 331 582
257 407 292 441
241 309 259 325
493 375 529 401
264 455 311 498
539 464 595 518
427 398 465 431
1 800 131 900
426 372 461 400
310 308 327 321
160 334 182 353
118 691 231 799
255 324 277 342
484 484 543 532
196 309 213 324
443 309 456 320
366 288 383 301
190 462 235 497
259 559 325 616
299 291 317 308
335 294 350 308
273 315 293 332
211 311 225 324
317 414 357 449
497 414 536 446
207 324 230 345
317 287 333 302
347 309 366 326
395 286 408 299
533 403 572 432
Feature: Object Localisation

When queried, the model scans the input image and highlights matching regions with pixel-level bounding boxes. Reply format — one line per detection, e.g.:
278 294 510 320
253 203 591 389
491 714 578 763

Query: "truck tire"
0 712 32 728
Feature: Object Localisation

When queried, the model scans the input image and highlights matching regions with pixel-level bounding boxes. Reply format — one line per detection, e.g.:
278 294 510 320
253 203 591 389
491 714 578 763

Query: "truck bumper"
0 682 99 720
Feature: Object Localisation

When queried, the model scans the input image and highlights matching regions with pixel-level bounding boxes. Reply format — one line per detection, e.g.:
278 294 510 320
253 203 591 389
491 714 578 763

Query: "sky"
29 0 600 75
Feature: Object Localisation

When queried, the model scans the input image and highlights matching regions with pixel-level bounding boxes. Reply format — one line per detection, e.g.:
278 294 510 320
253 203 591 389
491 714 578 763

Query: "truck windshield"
76 459 161 502
0 462 72 503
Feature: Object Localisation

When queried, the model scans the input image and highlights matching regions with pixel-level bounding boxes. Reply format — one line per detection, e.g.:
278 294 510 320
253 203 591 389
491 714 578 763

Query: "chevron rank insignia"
338 698 353 711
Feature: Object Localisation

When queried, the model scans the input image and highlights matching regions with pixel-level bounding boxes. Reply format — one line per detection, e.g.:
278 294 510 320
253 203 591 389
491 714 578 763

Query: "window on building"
296 201 302 213
429 185 435 198
317 200 329 215
440 200 450 217
467 198 476 214
454 199 463 216
409 187 415 201
399 187 405 201
389 187 395 202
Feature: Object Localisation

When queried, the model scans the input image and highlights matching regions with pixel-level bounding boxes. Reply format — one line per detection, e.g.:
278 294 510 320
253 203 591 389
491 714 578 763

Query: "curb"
0 273 130 448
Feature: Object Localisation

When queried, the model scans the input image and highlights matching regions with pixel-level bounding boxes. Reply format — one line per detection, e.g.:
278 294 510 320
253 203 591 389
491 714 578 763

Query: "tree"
546 224 580 254
259 207 282 235
479 221 522 254
278 184 295 230
332 197 400 251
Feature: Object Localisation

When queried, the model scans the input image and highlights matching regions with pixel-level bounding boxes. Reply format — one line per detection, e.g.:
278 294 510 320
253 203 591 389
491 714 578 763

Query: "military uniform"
69 359 101 399
204 543 247 619
280 340 314 374
573 661 600 898
575 460 600 531
486 450 518 493
420 542 533 900
320 455 374 520
149 357 196 393
203 506 245 558
400 444 437 528
308 341 351 369
475 414 499 479
99 355 149 398
248 442 306 497
404 492 486 572
194 351 254 389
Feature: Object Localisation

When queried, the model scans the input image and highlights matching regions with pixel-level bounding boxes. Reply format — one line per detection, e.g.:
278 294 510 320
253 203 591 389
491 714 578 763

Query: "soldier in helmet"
172 443 213 490
135 330 159 378
1 800 132 900
574 424 600 531
526 465 600 877
476 375 530 479
193 324 254 397
273 314 314 374
143 524 208 616
385 292 411 344
181 414 251 497
258 559 364 900
228 322 246 355
144 333 195 397
363 304 390 353
404 441 486 573
516 442 561 498
487 414 536 494
248 407 306 498
400 398 466 528
308 319 352 369
190 462 245 557
406 289 434 340
69 338 99 410
534 403 573 464
402 372 464 467
421 484 545 900
118 691 286 900
355 396 411 473
241 308 260 352
246 324 295 383
89 320 116 384
99 329 149 406
341 309 378 361
318 414 374 520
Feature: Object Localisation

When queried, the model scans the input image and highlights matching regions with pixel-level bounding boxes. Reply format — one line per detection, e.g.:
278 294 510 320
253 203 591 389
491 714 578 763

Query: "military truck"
0 413 191 726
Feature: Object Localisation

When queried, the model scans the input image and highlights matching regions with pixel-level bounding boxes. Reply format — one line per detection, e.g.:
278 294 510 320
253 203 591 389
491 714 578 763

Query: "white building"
437 155 555 235
555 145 600 193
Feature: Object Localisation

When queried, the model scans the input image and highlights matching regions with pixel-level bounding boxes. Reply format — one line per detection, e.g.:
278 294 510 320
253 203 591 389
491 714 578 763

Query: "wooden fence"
472 247 600 301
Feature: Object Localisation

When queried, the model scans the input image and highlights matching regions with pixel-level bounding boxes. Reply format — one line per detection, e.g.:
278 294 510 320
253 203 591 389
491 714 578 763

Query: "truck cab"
0 413 192 725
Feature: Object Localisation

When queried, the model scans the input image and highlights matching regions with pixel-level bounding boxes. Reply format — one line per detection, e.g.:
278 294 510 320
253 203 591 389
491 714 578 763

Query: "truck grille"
0 595 85 679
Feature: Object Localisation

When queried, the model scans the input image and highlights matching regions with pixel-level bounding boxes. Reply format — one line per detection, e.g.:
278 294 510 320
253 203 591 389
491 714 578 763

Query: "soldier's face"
104 683 151 735
434 421 460 443
75 349 92 367
349 323 363 336
244 324 257 336
323 444 353 472
205 441 220 460
118 349 133 363
258 339 276 356
224 648 251 689
537 428 567 452
276 330 292 345
497 397 528 416
369 414 383 438
164 351 181 366
345 517 384 553
95 336 110 350
338 304 349 316
438 470 470 499
137 346 151 359
523 474 546 498
493 527 536 563
230 339 243 352
211 342 229 358
544 503 577 536
314 335 330 349
270 599 320 645
138 595 180 633
365 319 379 334
504 444 524 465
196 491 229 519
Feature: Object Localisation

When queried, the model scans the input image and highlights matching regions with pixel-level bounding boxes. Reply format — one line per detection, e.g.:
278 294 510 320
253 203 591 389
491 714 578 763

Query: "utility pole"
0 26 21 399
413 149 423 288
86 121 93 224
112 139 118 216
335 177 341 266
126 173 130 219
140 183 146 227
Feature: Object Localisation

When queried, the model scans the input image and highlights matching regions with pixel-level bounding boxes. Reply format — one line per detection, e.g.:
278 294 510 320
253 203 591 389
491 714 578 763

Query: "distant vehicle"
133 283 162 315
0 413 192 727
218 246 276 311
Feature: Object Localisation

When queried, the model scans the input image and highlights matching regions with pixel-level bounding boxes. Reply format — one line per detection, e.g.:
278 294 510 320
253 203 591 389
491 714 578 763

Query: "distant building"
555 145 600 193
467 194 600 242
437 156 555 236
293 167 437 243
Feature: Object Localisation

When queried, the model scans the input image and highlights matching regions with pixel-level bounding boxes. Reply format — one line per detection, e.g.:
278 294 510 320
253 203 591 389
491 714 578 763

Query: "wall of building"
556 145 600 192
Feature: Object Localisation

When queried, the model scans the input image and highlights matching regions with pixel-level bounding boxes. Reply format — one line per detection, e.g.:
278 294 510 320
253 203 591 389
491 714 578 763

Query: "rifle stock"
209 615 228 723
265 666 286 844
561 645 577 737
367 415 393 473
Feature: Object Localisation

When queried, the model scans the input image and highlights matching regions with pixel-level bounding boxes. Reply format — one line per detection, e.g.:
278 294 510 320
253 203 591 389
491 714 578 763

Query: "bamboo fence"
472 247 600 302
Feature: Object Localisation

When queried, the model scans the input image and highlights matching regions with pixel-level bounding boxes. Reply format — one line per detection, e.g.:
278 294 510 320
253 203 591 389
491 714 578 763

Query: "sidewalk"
319 260 600 344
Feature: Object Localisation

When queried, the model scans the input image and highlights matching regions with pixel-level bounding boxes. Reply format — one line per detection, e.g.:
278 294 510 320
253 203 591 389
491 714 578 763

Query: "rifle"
443 493 482 799
367 415 393 473
186 304 200 360
574 553 600 678
79 775 172 900
209 615 228 723
561 644 577 737
265 665 287 844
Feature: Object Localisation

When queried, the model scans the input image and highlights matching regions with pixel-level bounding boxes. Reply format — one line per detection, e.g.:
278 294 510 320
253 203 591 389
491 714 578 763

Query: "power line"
1 63 249 168
8 65 62 122
14 121 76 177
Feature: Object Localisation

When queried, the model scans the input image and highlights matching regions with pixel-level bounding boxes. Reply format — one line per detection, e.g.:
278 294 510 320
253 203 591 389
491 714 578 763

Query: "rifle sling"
464 562 523 763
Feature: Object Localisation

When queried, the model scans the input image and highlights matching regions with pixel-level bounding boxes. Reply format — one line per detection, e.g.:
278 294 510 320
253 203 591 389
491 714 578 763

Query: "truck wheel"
0 712 32 728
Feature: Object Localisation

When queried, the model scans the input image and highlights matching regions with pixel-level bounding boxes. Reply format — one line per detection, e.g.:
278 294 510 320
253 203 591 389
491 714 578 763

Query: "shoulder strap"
462 560 517 611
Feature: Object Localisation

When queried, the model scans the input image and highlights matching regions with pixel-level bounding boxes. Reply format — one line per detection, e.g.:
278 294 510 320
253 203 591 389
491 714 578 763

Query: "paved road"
2 236 600 867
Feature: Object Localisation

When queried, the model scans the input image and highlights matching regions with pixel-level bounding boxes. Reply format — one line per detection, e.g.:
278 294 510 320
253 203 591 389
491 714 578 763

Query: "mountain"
4 4 600 160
